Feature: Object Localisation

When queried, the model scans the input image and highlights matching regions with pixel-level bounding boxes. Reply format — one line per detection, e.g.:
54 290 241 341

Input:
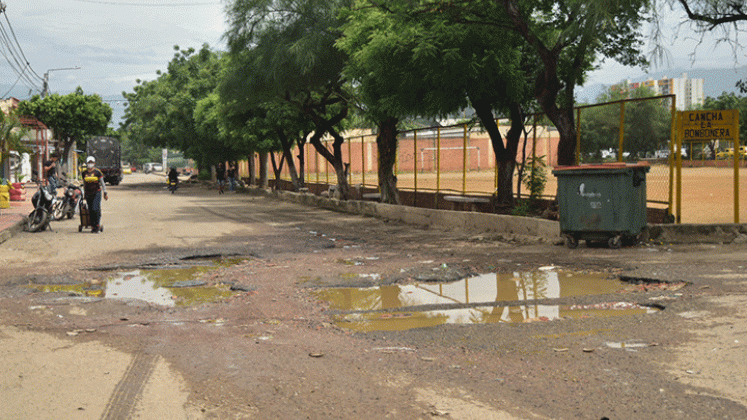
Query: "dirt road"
1 173 747 419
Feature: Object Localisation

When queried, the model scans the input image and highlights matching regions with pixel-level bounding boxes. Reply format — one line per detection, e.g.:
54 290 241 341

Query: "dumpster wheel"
564 235 579 249
608 235 622 249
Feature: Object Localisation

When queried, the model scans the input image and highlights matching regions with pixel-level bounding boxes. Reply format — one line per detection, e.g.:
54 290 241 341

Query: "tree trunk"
471 99 524 208
502 0 576 166
376 116 400 204
247 153 256 186
277 128 302 191
302 94 349 199
270 152 285 190
258 152 269 189
295 134 308 188
308 127 350 200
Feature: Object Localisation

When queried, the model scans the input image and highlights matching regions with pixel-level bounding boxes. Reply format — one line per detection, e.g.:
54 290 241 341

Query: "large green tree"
17 87 112 164
338 1 534 206
122 45 234 170
372 0 650 166
224 0 354 198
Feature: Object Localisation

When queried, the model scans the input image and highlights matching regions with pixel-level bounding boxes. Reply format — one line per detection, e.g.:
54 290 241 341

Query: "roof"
17 115 48 130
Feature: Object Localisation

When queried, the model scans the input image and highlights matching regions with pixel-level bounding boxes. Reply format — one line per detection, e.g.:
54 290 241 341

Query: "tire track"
100 352 158 420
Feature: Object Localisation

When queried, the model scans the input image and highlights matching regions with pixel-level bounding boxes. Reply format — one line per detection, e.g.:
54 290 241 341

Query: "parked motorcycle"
27 183 57 232
54 184 83 220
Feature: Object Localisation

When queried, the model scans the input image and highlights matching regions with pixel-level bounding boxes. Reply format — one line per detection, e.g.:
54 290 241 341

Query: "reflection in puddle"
313 271 660 332
105 269 236 306
31 259 243 307
107 271 178 306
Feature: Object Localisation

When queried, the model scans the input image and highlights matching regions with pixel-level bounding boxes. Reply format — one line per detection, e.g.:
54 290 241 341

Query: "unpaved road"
1 173 747 419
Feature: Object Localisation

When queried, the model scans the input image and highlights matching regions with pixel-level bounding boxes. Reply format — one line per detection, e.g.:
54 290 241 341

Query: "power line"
69 0 220 6
0 3 44 95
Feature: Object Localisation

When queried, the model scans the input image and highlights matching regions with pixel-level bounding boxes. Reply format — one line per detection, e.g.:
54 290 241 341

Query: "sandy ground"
349 164 747 224
1 173 746 419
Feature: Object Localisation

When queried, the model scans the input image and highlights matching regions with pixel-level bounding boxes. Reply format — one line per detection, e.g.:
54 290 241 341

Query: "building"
625 73 705 110
0 97 55 183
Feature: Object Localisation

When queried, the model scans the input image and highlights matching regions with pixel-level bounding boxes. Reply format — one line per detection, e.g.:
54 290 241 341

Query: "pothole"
312 270 672 332
30 258 246 307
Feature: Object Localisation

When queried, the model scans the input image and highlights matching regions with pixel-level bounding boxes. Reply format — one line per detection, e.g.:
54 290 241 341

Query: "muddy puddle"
313 270 662 332
31 259 243 307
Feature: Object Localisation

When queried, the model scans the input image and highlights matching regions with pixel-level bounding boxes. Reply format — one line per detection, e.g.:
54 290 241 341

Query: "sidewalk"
0 187 35 244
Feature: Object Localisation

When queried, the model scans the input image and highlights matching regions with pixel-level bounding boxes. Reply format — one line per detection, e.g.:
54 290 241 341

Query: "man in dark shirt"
43 153 59 193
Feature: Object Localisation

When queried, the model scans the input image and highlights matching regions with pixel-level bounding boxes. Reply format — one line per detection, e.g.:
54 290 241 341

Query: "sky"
1 0 745 125
0 0 227 123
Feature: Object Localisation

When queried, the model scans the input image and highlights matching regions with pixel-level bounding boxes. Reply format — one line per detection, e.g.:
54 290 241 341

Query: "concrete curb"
646 223 747 245
252 188 747 245
0 215 26 245
258 189 561 240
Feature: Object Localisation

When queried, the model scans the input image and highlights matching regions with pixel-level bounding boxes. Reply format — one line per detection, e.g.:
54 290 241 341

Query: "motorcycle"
54 184 83 220
167 178 178 194
27 183 57 232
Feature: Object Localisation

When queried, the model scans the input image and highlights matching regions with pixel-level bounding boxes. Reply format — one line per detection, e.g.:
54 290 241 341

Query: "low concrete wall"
258 188 747 245
647 223 747 244
264 189 560 240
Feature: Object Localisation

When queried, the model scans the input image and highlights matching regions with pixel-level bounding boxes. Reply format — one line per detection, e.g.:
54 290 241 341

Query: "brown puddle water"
31 260 242 307
313 271 659 332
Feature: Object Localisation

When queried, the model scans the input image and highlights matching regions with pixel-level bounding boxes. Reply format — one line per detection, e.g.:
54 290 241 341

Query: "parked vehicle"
27 183 57 232
716 146 747 160
54 184 82 220
144 162 164 173
87 137 123 185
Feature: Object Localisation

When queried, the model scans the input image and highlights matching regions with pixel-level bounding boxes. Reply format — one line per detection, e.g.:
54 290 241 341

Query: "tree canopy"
17 87 112 163
122 45 238 169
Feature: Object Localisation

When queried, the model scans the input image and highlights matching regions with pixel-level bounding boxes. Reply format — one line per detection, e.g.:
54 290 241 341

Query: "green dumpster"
552 162 650 249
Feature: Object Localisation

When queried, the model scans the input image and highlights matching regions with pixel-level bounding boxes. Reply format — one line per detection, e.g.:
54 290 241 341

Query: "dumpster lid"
552 162 650 172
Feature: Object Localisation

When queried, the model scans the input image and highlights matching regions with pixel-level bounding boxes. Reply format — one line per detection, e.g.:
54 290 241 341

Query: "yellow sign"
680 110 738 141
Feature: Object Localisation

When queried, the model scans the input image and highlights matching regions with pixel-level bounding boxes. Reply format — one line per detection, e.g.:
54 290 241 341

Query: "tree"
338 1 533 206
702 92 747 147
0 110 29 178
119 131 162 168
372 0 650 166
122 45 235 170
224 0 354 198
17 87 112 164
579 85 671 160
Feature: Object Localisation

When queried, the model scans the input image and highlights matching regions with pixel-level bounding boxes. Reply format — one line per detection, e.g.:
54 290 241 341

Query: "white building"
625 73 705 110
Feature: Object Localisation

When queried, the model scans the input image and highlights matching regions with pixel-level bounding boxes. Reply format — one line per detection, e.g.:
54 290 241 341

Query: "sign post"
677 110 740 223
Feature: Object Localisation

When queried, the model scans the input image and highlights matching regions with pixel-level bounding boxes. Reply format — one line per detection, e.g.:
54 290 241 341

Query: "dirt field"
343 164 746 224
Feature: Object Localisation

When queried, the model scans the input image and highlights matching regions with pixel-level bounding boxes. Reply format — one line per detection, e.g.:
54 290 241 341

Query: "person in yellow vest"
82 156 108 233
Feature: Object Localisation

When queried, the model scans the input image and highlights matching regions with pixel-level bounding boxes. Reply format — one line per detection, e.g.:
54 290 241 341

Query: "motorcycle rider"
168 166 179 188
82 156 108 233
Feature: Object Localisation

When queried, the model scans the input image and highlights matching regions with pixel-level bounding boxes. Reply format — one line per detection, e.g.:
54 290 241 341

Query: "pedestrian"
43 153 60 193
216 162 226 194
226 162 237 192
82 156 108 233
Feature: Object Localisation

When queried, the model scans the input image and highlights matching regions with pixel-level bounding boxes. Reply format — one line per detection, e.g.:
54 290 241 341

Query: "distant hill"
577 66 747 103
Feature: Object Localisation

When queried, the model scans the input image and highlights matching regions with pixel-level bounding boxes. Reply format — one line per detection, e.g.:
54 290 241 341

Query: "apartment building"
626 73 705 110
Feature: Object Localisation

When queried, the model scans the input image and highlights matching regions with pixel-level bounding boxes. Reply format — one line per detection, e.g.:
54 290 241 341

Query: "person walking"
216 162 226 194
226 162 237 192
82 156 108 233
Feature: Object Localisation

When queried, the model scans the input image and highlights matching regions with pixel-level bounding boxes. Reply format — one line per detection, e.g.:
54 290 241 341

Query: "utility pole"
42 67 81 97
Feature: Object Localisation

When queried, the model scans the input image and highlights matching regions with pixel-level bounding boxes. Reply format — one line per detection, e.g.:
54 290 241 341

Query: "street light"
42 67 81 97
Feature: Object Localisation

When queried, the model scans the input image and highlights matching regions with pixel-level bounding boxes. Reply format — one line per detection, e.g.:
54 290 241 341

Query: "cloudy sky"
0 0 226 119
1 0 744 123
